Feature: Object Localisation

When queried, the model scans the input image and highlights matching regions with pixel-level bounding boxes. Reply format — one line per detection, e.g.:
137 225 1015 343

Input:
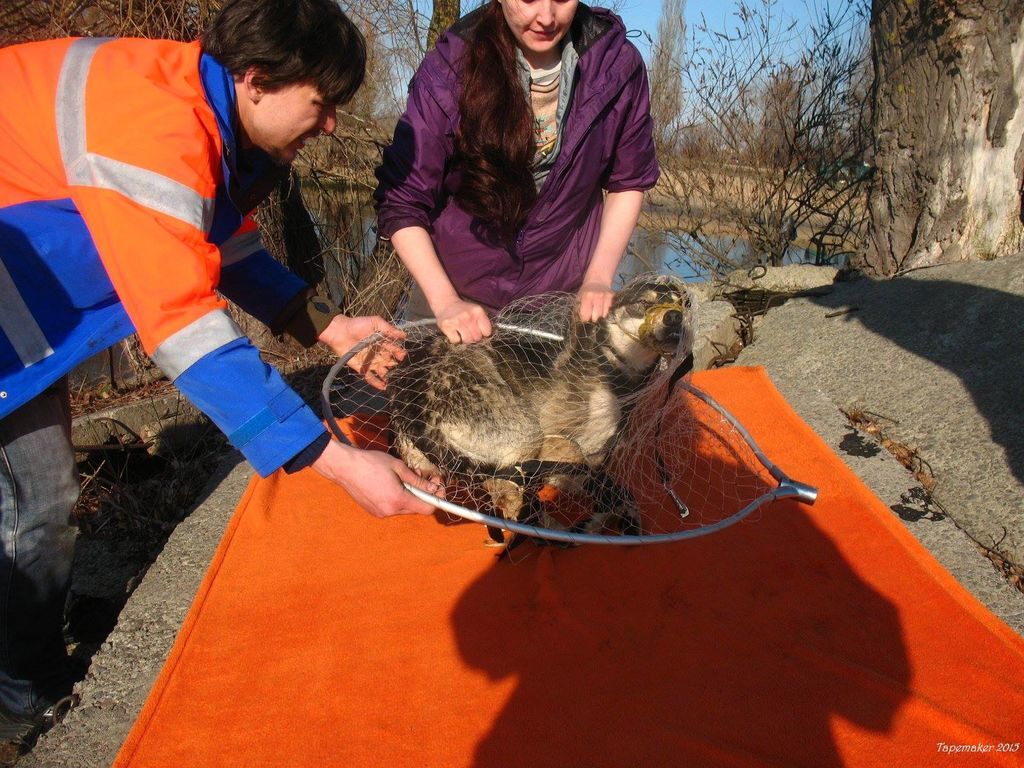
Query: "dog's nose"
664 309 682 327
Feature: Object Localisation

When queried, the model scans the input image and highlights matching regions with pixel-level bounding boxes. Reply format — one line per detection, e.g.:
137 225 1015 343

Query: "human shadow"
809 276 1023 491
450 503 910 767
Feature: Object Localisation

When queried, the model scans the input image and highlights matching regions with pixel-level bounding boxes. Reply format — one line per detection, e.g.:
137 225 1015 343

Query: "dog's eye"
685 296 692 308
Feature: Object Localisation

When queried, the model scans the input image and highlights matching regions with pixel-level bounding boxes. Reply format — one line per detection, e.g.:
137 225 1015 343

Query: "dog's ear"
609 280 644 311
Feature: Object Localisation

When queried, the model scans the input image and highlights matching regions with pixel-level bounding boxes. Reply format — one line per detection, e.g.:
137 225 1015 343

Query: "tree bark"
427 0 460 51
859 0 1024 276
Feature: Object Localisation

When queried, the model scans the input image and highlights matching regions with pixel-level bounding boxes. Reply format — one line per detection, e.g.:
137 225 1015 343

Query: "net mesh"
323 274 790 542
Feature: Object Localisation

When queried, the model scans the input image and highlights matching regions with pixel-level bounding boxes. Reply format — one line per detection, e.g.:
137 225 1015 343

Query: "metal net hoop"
321 302 816 546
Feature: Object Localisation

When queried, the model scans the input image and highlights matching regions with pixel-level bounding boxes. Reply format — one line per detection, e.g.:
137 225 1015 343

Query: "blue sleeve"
218 249 308 327
173 336 328 476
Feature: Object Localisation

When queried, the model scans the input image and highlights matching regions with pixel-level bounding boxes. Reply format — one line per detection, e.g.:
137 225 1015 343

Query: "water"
621 227 833 287
302 188 839 297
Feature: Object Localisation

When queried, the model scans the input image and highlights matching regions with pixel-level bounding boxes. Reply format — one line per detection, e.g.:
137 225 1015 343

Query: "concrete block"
692 299 740 370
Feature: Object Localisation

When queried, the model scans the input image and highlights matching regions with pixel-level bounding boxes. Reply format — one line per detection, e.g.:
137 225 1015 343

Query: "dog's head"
600 274 696 372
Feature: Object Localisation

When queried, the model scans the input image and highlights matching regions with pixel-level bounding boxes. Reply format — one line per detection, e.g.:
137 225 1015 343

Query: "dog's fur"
389 275 695 533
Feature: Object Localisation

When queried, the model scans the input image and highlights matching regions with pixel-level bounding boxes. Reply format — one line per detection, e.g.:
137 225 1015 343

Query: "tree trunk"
427 0 460 50
859 0 1024 276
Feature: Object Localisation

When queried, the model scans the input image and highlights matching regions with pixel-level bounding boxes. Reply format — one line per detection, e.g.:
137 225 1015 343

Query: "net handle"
677 381 818 505
401 481 803 546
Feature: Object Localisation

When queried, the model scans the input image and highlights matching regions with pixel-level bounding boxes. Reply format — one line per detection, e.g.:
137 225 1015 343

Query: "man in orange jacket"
0 0 440 747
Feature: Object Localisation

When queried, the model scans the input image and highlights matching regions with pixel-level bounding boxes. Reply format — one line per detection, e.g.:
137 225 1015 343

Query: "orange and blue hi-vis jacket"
0 37 327 475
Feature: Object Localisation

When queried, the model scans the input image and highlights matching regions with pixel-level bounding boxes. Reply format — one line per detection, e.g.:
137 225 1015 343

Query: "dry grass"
0 0 215 45
73 418 229 539
843 407 935 491
842 407 1023 594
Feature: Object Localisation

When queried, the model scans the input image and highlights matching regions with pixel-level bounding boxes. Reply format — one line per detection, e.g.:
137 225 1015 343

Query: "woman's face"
499 0 579 68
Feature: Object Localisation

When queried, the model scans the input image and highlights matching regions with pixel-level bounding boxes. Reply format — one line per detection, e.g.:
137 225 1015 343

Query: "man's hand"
578 282 615 322
434 298 492 344
311 439 443 517
318 315 405 390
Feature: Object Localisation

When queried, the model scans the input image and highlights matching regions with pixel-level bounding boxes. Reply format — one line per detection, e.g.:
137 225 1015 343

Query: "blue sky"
618 0 816 35
616 0 821 60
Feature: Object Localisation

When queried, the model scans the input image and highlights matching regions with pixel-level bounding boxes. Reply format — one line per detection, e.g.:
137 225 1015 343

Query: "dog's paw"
615 504 643 536
484 525 506 547
574 501 643 536
482 478 525 521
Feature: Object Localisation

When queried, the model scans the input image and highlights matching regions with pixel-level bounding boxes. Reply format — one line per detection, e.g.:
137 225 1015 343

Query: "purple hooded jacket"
373 4 660 311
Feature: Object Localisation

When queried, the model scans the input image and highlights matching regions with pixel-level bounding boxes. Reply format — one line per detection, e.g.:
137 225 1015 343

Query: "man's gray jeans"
0 380 79 715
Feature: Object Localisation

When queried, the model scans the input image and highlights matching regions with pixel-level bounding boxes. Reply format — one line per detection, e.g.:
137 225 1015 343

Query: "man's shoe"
0 694 79 749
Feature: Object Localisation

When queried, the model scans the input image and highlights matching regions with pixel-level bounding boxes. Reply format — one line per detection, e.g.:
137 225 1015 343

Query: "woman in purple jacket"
374 0 660 343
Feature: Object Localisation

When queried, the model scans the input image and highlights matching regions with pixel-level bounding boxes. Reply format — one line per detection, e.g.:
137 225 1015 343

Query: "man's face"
499 0 579 67
237 76 337 165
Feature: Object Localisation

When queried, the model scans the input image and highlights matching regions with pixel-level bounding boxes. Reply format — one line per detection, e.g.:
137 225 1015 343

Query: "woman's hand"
434 299 492 344
578 282 615 322
388 227 492 344
318 315 406 390
577 190 643 322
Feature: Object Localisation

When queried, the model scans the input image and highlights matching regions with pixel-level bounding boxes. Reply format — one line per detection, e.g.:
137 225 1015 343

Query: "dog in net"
384 274 702 538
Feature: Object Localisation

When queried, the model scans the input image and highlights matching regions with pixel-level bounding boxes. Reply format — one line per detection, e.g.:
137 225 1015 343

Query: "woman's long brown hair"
453 1 537 245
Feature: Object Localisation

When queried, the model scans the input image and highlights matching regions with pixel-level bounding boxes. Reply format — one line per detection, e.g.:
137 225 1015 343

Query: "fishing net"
321 274 816 545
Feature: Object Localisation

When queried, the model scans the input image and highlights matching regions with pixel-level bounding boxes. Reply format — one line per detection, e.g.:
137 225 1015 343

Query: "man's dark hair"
202 0 366 105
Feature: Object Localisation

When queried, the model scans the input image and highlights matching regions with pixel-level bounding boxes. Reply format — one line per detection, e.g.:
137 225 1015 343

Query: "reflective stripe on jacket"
0 38 323 475
373 4 660 311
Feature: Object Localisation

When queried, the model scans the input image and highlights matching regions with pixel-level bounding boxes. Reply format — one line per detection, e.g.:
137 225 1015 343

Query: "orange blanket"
115 367 1024 767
